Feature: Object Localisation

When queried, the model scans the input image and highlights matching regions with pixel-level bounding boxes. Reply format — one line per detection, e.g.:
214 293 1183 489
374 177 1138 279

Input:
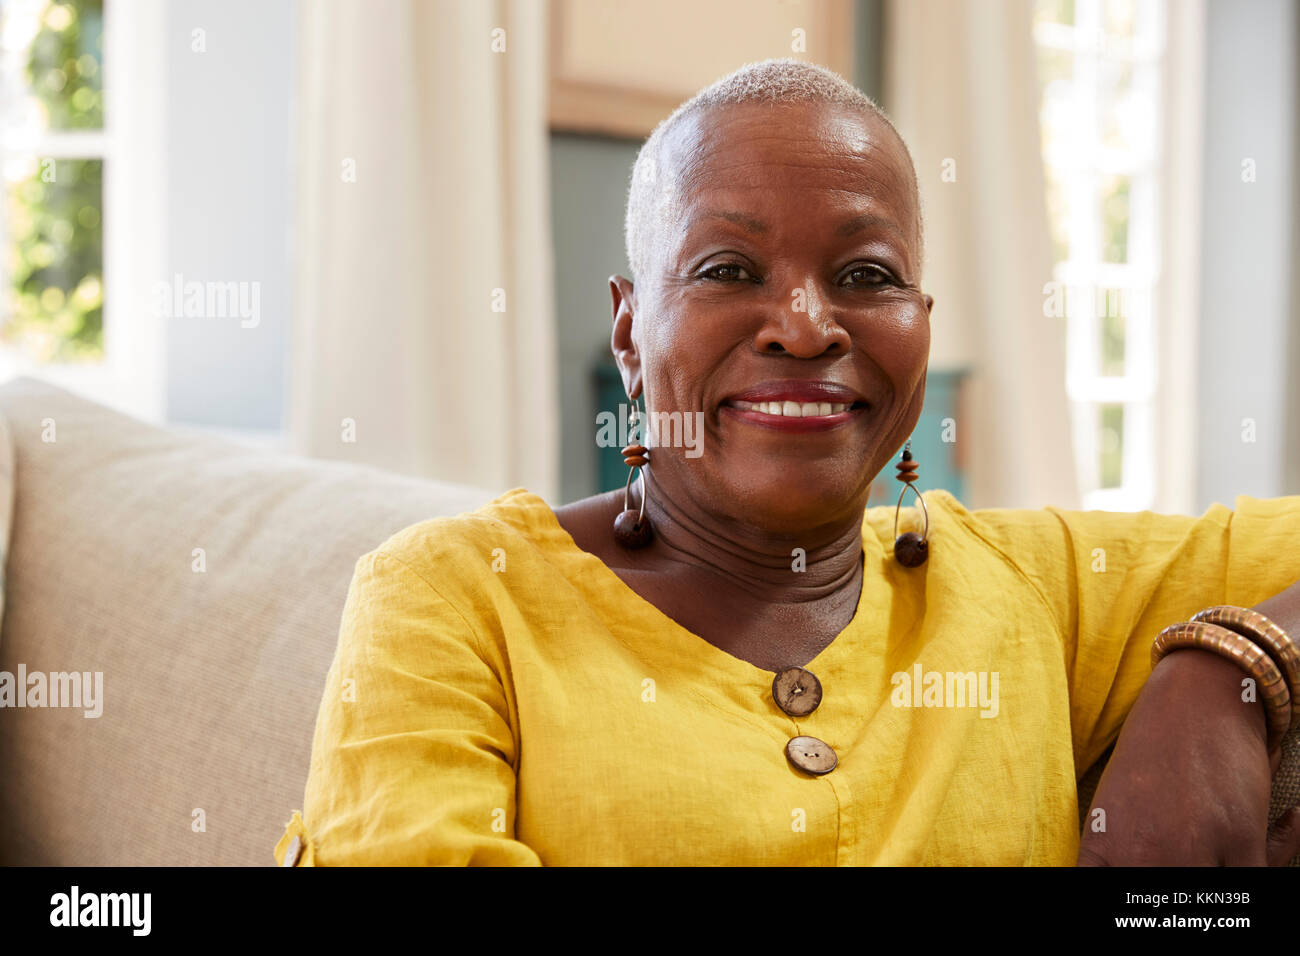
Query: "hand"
1076 649 1300 865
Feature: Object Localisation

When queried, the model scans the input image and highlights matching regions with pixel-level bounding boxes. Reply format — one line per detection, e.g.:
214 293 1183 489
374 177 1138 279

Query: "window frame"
0 0 166 421
1034 0 1200 513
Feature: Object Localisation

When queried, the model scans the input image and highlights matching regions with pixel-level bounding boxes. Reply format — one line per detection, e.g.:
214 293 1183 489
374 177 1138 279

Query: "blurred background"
0 0 1296 513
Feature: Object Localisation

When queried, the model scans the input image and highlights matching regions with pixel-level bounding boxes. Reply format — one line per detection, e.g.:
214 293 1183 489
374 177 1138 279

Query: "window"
1034 0 1166 510
1 0 104 363
0 0 163 419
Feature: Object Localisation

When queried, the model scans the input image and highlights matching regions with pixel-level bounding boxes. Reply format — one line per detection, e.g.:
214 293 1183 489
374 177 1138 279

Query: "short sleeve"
275 548 542 866
958 493 1300 776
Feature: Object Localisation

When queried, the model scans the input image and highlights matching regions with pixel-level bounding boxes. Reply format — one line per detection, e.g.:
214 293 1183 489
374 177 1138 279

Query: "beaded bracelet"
1151 620 1292 756
1190 605 1300 733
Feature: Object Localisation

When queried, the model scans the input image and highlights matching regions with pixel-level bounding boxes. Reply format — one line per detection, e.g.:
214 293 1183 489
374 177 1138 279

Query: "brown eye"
701 263 753 282
844 265 893 286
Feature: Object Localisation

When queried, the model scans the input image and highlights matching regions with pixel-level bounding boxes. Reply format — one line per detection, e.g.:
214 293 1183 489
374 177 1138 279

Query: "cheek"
641 317 717 408
862 301 930 388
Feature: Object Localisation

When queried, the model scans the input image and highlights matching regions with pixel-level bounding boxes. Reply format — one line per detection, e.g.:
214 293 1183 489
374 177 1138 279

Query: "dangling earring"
614 398 653 549
893 440 929 567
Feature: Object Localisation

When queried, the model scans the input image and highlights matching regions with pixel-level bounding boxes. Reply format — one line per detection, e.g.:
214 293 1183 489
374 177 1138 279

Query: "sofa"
0 377 492 865
0 377 1294 865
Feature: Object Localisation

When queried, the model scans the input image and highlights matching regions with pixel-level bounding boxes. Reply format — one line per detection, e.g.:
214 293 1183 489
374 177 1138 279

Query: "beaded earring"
893 440 930 567
613 399 653 549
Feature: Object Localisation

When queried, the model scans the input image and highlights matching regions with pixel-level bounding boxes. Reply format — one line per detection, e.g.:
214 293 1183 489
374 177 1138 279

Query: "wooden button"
772 666 822 717
281 835 303 867
785 735 837 775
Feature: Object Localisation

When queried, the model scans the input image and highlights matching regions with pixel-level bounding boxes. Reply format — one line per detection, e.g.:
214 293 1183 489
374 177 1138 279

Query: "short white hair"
623 57 920 285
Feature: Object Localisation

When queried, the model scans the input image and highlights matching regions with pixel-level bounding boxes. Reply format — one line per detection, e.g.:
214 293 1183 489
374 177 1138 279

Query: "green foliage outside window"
3 0 104 362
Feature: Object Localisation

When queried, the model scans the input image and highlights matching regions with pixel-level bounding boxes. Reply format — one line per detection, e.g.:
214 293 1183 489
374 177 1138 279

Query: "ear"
610 275 643 400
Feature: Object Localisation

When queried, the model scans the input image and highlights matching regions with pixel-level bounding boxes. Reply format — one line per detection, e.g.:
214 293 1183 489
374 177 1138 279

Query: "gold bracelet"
1151 620 1292 756
1190 605 1300 733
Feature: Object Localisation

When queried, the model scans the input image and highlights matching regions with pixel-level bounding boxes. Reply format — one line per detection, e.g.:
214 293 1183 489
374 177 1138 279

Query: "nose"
753 279 851 358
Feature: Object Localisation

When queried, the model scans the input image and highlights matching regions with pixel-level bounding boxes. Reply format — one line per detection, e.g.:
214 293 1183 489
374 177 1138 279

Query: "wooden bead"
623 455 648 468
613 509 653 549
894 532 929 567
621 444 648 458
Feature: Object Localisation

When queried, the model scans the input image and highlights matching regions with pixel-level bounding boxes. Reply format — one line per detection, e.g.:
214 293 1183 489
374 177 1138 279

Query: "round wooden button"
785 735 837 775
772 666 822 717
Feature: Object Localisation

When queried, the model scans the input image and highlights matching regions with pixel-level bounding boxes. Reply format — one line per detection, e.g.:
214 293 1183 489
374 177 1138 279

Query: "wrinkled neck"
638 468 866 604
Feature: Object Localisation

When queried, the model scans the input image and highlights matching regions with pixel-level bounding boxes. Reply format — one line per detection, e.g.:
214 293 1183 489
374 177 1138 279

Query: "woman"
275 59 1300 866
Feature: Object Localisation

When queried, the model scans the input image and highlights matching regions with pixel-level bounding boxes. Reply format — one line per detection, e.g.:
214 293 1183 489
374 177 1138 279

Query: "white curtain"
884 0 1080 510
288 0 559 501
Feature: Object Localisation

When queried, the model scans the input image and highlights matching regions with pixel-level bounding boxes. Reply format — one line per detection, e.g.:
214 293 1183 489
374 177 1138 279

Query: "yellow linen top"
274 487 1300 866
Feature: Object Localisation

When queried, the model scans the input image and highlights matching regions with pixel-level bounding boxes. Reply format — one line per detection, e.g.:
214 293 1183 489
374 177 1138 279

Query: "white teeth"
732 400 854 417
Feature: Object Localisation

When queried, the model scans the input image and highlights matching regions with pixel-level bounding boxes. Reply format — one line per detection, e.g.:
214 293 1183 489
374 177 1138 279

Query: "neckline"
490 487 883 687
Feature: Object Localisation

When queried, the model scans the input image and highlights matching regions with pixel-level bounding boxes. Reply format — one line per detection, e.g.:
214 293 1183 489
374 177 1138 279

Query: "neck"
639 468 867 604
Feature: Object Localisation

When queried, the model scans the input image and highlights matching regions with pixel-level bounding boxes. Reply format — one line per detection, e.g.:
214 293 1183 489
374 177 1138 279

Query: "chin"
725 468 866 534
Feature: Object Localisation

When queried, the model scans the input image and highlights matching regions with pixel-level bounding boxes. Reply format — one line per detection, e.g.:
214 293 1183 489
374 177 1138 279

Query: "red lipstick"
720 380 869 433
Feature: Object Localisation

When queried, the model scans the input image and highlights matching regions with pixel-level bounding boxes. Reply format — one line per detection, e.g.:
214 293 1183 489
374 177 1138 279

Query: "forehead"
660 100 917 228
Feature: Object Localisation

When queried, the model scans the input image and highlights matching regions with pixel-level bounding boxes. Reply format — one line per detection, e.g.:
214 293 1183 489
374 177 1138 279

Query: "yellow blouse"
274 487 1300 866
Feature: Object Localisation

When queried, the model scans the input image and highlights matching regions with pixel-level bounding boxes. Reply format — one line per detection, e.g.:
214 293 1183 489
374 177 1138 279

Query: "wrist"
1251 591 1300 638
1148 648 1269 750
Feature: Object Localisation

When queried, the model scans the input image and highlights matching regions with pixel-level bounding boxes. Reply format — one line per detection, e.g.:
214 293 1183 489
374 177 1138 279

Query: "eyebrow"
835 213 907 239
699 209 905 239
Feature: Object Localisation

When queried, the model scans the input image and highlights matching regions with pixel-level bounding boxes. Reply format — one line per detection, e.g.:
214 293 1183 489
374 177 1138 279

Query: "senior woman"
276 59 1300 867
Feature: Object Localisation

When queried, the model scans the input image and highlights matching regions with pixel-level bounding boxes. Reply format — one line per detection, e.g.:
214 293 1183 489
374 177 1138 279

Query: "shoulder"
333 488 567 663
862 487 1005 547
863 488 1075 627
863 487 1111 551
862 487 1124 575
361 487 556 593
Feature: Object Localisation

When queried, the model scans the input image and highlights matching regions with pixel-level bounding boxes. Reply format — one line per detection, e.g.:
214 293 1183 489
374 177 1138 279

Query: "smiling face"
611 99 933 534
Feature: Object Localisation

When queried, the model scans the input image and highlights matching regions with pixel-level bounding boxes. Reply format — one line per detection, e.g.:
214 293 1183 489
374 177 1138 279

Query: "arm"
1077 579 1300 865
277 549 543 866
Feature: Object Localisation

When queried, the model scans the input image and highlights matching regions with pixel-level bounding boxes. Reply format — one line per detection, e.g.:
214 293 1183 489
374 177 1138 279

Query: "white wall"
1196 0 1298 509
162 0 294 433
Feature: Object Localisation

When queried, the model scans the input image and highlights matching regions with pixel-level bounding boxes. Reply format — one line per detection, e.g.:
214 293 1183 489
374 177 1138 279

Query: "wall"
162 0 294 433
1288 6 1300 498
1196 0 1298 509
549 134 640 504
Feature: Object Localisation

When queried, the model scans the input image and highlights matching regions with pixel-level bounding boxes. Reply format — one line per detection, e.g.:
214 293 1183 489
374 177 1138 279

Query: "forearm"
1141 579 1300 765
1250 578 1300 644
1143 647 1268 753
1078 579 1300 865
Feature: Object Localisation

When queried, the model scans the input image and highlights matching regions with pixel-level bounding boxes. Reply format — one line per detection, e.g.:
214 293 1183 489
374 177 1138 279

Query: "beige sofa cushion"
0 377 492 865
